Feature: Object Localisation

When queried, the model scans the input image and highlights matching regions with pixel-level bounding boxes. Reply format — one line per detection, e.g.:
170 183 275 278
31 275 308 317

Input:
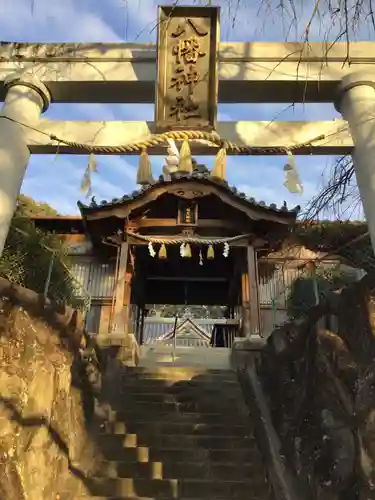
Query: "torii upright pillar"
0 72 50 257
335 72 375 253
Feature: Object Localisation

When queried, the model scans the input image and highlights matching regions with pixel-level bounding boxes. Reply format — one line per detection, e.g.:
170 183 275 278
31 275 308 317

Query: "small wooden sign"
155 5 220 133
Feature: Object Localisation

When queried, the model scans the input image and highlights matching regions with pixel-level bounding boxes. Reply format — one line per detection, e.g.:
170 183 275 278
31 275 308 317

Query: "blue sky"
0 0 370 216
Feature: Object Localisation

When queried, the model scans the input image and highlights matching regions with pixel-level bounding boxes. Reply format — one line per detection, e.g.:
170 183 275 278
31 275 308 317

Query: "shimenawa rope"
1 115 328 155
125 230 250 245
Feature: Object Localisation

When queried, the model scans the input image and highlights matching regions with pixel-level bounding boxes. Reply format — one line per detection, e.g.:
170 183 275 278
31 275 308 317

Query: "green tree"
0 196 81 307
295 221 374 273
17 194 59 217
287 264 359 319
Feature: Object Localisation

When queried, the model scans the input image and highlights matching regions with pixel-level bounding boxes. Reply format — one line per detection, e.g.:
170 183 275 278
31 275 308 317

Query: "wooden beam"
147 276 227 282
0 42 374 103
133 218 246 231
25 119 351 155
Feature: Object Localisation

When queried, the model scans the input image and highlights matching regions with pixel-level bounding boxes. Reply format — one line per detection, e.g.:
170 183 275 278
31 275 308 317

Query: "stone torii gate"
0 7 375 256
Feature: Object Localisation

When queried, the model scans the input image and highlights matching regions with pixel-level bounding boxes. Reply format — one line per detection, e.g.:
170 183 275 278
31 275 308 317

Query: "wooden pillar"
139 307 146 346
241 272 251 337
112 241 129 333
247 245 261 335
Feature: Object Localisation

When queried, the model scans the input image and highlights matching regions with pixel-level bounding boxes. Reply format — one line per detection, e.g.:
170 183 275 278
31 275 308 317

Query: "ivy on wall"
295 221 373 272
0 195 81 307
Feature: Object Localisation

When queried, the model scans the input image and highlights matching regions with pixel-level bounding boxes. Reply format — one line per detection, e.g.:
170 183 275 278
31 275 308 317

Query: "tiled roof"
77 172 300 217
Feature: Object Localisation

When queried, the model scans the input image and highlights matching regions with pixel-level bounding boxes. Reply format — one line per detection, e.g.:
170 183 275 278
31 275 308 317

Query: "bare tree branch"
303 155 363 221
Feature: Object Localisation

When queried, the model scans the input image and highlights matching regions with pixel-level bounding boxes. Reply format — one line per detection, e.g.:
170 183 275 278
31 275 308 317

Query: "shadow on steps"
70 356 276 500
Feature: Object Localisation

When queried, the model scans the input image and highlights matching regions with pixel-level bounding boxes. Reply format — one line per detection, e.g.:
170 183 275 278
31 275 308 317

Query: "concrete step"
75 476 270 498
101 421 253 437
96 433 256 450
94 459 266 480
96 444 263 463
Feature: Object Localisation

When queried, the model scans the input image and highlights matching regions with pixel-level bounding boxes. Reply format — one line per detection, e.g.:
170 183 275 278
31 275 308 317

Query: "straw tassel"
207 244 215 259
211 146 227 181
178 140 193 174
184 243 192 258
158 243 167 259
137 149 153 185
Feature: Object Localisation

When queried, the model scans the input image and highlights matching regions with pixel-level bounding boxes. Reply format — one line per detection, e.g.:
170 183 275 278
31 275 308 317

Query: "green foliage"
17 194 59 217
0 196 82 307
287 264 359 319
295 221 374 272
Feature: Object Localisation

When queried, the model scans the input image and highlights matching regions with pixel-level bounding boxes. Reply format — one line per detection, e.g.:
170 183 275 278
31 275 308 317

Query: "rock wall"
0 278 100 500
257 272 375 500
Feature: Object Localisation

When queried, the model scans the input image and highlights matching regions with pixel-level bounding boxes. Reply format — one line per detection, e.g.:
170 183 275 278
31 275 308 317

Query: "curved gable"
155 318 211 343
78 174 299 225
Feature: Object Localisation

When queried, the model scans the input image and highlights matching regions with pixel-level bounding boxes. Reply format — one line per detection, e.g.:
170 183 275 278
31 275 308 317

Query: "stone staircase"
75 362 274 499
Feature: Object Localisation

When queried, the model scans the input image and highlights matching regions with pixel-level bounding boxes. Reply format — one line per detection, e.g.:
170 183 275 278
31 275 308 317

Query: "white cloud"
99 155 136 180
21 155 83 214
0 0 121 42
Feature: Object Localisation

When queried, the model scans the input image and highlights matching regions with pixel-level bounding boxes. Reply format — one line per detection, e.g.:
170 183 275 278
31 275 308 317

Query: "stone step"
108 397 249 418
76 495 271 500
115 376 240 385
115 368 238 383
75 477 270 498
95 459 266 480
109 408 250 424
97 433 256 450
114 385 243 397
96 444 263 463
119 367 237 374
138 362 233 370
138 347 232 370
107 400 249 415
111 392 244 405
112 377 240 390
116 374 240 385
110 410 250 425
101 421 252 437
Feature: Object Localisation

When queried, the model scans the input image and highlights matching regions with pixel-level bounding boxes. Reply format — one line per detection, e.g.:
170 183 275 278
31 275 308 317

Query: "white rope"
125 230 250 245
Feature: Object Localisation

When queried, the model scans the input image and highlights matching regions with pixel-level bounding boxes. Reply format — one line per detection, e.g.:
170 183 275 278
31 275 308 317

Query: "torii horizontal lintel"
0 41 374 103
